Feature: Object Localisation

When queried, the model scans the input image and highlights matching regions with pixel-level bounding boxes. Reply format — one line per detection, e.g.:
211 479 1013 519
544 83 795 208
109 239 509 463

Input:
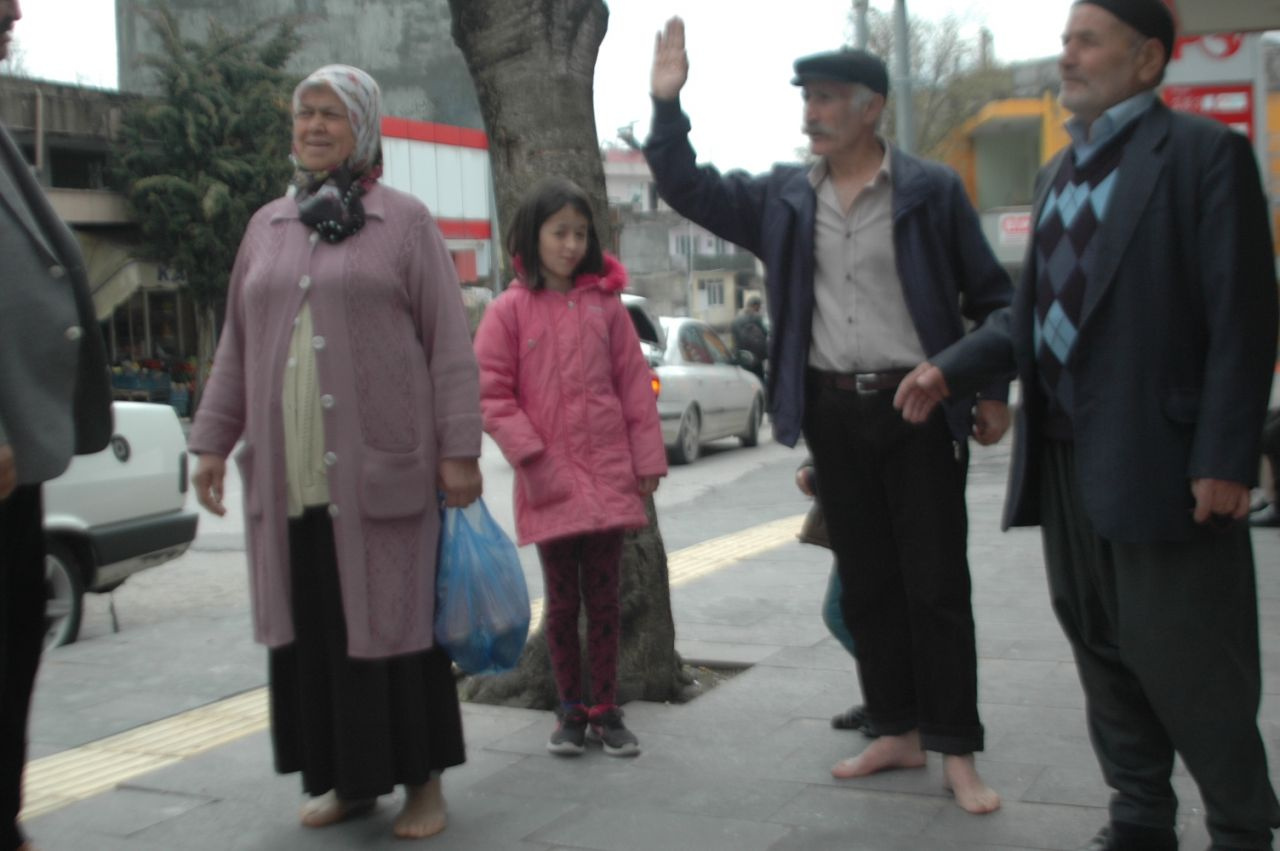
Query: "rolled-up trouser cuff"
920 724 985 755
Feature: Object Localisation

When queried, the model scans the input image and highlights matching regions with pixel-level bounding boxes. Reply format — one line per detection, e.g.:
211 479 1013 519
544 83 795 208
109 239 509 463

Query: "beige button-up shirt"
808 146 926 372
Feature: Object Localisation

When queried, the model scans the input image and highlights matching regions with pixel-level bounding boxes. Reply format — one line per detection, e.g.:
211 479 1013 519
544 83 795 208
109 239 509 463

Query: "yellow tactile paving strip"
22 513 803 819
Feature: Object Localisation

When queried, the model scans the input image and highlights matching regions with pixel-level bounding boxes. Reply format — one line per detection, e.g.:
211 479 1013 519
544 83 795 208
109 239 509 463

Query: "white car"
41 401 199 648
623 297 765 464
654 316 765 463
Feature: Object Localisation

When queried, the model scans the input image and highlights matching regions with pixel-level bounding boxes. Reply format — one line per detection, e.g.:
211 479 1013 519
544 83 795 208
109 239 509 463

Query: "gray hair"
849 83 883 129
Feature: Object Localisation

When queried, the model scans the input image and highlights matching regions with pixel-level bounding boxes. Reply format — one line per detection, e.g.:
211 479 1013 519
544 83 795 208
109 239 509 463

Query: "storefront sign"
1163 83 1254 138
998 212 1032 247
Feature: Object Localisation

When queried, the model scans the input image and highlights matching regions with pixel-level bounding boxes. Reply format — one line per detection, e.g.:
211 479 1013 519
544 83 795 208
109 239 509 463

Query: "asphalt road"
73 424 799 646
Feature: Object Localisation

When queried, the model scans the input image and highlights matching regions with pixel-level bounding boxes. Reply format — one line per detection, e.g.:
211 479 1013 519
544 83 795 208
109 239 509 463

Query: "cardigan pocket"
359 446 430 519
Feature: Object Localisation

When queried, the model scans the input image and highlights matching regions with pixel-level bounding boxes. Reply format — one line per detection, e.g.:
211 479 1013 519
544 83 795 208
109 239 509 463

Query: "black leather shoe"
1250 503 1280 527
830 704 879 737
1081 822 1178 851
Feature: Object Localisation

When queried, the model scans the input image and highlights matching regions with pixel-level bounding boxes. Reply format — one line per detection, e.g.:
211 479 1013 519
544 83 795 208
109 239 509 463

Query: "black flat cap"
791 48 889 95
1074 0 1176 63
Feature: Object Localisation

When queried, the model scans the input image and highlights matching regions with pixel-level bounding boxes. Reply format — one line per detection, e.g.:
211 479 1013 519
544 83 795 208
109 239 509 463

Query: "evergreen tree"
113 2 301 392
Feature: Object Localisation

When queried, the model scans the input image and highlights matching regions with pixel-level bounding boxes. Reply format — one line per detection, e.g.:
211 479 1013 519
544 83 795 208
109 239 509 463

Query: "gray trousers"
1040 441 1279 850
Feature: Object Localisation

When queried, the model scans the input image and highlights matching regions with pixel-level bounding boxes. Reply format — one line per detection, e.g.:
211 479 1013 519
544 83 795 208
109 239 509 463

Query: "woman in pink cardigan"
188 65 482 840
474 178 667 758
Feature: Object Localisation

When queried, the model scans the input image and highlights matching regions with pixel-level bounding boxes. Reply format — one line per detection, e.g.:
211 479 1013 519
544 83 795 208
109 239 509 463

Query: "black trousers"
803 378 983 754
269 508 466 799
0 486 44 851
1040 441 1279 850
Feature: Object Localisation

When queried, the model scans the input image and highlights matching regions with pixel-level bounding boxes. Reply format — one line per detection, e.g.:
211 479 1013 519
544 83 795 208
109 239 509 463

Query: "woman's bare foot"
393 776 447 840
831 729 928 778
943 753 1001 814
299 791 376 828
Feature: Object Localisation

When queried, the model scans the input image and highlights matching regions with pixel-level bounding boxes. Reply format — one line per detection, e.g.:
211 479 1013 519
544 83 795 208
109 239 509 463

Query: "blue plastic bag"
434 499 530 675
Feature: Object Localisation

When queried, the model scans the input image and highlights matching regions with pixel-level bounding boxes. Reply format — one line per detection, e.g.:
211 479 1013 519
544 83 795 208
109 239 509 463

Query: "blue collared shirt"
1065 90 1157 166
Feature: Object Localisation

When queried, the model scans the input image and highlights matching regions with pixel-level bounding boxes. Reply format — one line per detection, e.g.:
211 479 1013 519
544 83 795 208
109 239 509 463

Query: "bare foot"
17 841 37 851
943 753 1001 814
393 776 448 840
299 791 376 828
831 729 928 778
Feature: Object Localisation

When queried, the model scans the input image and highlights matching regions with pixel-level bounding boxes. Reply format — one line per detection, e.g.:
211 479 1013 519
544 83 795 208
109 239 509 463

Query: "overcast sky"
7 0 1066 173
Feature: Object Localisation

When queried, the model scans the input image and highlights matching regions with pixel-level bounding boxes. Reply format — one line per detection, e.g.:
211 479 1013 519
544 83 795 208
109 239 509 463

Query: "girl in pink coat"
474 178 667 757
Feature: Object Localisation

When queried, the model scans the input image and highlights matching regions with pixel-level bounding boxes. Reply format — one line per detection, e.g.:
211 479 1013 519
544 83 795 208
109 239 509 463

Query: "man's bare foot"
299 791 376 828
393 776 447 839
943 753 1001 814
831 729 928 778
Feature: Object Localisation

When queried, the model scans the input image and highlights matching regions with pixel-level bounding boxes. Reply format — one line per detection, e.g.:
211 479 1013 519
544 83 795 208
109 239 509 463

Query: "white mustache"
803 123 837 136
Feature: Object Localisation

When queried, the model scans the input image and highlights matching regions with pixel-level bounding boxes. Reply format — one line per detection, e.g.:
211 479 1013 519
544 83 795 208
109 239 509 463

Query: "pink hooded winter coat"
474 255 668 546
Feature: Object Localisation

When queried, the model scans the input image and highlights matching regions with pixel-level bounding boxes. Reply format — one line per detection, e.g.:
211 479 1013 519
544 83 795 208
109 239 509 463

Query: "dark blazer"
936 102 1279 543
0 122 112 484
644 97 1012 447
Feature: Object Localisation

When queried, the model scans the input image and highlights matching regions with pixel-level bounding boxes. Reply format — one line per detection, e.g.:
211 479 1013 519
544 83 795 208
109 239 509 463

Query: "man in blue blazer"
0 3 113 847
896 1 1280 848
646 18 1012 814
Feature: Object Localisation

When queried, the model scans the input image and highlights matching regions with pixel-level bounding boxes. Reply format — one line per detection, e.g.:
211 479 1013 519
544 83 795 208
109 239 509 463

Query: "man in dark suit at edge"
895 2 1280 849
0 2 114 848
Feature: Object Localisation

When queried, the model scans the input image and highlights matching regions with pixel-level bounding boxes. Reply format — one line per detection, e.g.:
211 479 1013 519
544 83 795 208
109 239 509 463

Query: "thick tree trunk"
448 0 614 271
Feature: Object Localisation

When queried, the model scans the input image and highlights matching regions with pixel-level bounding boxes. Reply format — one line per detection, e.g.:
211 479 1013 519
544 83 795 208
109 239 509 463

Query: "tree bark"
448 0 614 273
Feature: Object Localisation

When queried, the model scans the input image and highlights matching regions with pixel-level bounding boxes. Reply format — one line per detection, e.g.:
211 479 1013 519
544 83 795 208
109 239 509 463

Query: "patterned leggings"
535 530 624 707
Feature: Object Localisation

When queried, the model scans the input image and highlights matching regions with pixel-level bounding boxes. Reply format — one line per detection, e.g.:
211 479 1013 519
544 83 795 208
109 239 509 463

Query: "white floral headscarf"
291 64 383 174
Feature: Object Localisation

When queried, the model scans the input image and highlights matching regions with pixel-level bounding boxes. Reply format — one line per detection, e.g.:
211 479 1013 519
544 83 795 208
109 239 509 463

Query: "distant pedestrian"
731 294 769 386
895 2 1280 847
474 177 668 758
647 17 1011 813
0 6 114 851
189 64 482 840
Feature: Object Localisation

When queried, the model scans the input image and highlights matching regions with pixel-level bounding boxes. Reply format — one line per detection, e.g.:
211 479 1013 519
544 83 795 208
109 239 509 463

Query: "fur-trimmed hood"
509 252 628 294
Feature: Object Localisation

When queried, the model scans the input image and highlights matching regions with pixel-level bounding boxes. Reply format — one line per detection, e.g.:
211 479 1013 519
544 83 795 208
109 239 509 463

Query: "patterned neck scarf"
288 65 384 243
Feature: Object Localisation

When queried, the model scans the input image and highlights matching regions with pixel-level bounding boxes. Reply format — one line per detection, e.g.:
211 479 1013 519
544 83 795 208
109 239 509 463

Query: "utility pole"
893 0 915 154
853 0 869 50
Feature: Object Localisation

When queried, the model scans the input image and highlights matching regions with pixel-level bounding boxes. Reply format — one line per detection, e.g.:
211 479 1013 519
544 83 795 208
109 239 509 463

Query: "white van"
41 402 199 648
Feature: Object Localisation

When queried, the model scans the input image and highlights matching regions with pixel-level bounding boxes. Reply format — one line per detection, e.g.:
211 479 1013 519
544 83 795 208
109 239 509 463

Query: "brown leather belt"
809 368 913 393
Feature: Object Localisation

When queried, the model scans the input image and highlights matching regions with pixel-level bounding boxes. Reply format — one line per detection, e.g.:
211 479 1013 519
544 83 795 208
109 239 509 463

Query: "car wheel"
44 539 85 650
739 398 762 447
671 407 701 465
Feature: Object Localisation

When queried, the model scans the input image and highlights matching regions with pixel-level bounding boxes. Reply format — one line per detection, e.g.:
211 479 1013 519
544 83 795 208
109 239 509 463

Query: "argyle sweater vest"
1033 124 1135 440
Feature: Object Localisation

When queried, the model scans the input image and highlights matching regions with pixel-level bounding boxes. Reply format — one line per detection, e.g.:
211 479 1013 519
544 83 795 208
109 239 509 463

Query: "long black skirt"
269 507 465 799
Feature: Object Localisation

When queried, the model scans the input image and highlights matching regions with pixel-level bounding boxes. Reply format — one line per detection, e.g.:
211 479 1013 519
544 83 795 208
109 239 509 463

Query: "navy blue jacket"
643 97 1012 446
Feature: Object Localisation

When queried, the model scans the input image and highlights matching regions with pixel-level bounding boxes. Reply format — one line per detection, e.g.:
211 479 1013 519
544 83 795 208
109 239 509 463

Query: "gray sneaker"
547 705 588 755
588 706 640 756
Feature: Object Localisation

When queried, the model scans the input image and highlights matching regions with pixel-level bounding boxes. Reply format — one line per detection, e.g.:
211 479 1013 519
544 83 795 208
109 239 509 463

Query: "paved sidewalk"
21 440 1280 850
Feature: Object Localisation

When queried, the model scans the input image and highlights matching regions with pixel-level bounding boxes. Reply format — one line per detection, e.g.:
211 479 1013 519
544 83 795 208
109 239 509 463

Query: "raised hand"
651 16 689 101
